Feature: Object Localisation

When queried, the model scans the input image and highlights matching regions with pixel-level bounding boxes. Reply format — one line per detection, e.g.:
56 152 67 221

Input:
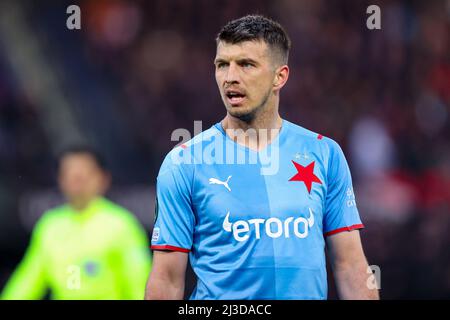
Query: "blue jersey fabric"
151 120 363 300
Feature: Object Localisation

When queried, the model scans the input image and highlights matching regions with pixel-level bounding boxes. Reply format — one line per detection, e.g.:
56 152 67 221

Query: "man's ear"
100 171 112 195
57 171 64 193
273 65 289 91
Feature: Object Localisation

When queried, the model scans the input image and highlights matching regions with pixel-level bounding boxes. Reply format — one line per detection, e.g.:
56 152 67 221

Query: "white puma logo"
209 175 232 192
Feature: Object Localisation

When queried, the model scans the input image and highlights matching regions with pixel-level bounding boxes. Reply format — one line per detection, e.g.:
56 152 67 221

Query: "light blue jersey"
151 120 363 300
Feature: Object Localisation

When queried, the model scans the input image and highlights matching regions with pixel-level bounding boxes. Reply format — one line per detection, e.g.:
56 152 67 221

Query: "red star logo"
289 161 322 193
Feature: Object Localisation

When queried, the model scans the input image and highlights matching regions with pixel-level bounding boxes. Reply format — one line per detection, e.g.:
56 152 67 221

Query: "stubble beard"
227 88 272 123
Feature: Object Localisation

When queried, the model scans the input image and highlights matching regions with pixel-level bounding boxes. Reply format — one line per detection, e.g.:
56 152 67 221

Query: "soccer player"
1 146 151 299
145 15 379 300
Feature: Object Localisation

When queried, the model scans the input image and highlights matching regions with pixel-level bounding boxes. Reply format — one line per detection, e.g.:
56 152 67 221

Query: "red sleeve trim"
150 245 190 253
324 224 365 237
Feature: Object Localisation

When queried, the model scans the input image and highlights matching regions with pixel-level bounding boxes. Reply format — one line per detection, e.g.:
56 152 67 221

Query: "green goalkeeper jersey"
1 197 151 300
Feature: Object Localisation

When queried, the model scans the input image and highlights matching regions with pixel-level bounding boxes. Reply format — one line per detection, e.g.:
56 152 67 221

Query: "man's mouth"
225 89 246 106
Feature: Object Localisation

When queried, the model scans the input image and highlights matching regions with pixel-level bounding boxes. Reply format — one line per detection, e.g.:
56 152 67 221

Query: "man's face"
58 153 109 203
214 40 279 120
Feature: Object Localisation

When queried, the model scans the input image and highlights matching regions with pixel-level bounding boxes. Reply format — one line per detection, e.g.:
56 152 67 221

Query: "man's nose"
225 63 240 84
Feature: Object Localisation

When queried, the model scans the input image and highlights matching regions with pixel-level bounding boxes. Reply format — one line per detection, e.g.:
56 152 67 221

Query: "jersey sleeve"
323 139 364 236
150 150 195 253
1 214 49 300
110 210 152 300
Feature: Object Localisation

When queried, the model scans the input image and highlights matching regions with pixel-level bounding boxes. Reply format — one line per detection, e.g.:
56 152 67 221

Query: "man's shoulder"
284 119 320 139
284 119 344 157
159 124 222 171
284 120 332 145
96 198 138 222
179 123 222 150
40 204 71 221
32 204 72 235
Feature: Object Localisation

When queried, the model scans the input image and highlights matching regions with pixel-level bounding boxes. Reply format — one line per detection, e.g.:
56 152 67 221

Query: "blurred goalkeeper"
1 146 151 300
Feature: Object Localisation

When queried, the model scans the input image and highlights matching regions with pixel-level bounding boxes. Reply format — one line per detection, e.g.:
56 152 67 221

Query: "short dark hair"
57 145 107 171
216 14 291 65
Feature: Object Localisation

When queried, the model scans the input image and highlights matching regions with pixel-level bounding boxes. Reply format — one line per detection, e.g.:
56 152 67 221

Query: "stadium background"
0 0 449 299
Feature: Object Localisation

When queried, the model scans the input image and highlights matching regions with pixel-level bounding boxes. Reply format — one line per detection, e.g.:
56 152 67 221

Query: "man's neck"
69 197 97 212
221 102 283 151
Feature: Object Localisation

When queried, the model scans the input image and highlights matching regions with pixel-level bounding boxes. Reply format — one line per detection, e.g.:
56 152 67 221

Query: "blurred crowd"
0 0 449 298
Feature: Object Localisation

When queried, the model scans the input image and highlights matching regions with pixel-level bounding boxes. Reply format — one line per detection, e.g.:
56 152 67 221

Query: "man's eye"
242 63 253 68
217 63 228 69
